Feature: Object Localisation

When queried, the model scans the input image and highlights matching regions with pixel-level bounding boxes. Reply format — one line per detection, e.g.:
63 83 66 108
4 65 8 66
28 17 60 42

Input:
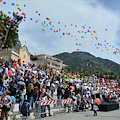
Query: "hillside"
53 51 120 75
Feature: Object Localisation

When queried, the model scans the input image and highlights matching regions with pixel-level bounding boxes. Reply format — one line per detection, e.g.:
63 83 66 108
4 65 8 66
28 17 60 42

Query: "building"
0 40 30 65
32 54 67 70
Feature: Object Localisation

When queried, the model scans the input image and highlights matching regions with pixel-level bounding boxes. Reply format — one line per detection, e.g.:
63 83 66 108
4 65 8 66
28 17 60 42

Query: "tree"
0 11 23 50
109 72 114 76
80 73 84 77
30 54 37 60
66 67 72 72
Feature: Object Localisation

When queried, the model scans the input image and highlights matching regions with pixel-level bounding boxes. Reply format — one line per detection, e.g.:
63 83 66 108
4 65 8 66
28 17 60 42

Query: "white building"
32 54 67 70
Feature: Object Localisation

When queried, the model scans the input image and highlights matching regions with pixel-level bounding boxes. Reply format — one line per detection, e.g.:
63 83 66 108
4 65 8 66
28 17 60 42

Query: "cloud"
1 0 120 64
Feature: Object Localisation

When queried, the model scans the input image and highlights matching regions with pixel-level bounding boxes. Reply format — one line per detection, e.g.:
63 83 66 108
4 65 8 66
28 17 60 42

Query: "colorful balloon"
8 70 12 76
3 2 6 4
16 3 19 6
11 96 15 103
11 3 15 6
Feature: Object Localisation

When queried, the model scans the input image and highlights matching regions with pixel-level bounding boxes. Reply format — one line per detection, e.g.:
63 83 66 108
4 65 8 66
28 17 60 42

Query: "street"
43 109 120 120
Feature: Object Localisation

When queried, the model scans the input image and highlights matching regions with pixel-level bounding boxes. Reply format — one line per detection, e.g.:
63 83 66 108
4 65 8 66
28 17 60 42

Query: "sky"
0 0 120 64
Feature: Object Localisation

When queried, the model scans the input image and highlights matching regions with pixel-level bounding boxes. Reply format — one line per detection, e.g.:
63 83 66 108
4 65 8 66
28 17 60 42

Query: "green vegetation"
54 51 120 78
0 11 23 50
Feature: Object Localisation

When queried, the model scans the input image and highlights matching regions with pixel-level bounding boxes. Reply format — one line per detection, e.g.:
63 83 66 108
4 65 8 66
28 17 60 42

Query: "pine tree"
0 11 23 50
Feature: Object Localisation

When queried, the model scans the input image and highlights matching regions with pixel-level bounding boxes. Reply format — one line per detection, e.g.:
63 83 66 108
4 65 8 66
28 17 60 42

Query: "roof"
33 54 63 63
21 45 30 55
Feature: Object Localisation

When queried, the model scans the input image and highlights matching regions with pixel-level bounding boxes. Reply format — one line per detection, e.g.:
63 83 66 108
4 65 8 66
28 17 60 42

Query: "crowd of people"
0 58 120 119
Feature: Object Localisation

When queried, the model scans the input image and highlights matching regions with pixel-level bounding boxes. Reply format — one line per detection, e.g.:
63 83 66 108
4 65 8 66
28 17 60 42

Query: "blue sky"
0 0 120 64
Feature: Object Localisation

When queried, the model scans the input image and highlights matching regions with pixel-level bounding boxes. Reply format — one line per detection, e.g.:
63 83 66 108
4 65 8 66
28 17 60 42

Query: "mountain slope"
53 51 120 75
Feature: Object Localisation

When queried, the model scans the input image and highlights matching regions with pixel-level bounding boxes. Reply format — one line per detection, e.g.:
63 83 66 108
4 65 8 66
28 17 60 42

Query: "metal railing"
34 99 73 120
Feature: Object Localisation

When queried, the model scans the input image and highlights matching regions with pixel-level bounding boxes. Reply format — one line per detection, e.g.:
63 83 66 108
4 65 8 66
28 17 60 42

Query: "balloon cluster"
1 1 120 54
94 98 101 105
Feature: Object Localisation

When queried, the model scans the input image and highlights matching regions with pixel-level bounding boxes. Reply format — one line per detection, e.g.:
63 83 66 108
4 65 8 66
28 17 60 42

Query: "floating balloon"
8 11 11 14
81 36 84 38
30 18 33 20
5 14 8 17
17 7 20 10
16 4 19 6
22 13 26 16
11 3 15 6
68 33 70 35
3 2 6 4
19 20 22 23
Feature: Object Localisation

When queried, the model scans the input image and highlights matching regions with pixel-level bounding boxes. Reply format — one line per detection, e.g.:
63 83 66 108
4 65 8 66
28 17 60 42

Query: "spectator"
57 85 62 106
27 83 34 109
1 90 12 120
18 85 26 111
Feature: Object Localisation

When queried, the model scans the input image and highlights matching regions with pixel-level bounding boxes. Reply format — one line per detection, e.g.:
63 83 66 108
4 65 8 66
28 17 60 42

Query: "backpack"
21 102 30 116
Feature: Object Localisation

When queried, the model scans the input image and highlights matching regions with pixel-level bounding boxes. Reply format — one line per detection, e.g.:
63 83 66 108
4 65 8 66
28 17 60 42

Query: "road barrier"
34 99 73 120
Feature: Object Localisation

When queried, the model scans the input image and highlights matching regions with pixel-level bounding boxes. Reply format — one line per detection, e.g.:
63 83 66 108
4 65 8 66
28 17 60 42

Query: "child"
93 103 99 116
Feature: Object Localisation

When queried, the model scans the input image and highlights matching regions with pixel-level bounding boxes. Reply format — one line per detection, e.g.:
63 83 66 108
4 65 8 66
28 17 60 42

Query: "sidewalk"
43 109 120 120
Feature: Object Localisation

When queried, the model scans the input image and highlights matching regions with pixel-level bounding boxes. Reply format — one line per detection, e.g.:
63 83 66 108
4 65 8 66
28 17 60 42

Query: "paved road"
43 109 120 120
